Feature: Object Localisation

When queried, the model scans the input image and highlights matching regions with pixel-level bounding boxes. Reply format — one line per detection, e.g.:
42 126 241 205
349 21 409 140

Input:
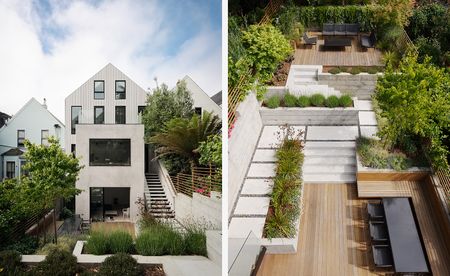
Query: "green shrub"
328 67 341 74
367 67 379 74
297 95 310 107
4 235 38 255
349 67 361 75
109 231 133 254
98 253 144 276
85 231 109 255
135 224 184 256
183 227 207 256
325 95 340 108
60 207 73 220
310 94 325 107
388 153 410 171
266 96 281 108
36 235 79 254
32 249 78 276
339 95 353 107
0 250 24 276
356 137 389 169
283 93 297 107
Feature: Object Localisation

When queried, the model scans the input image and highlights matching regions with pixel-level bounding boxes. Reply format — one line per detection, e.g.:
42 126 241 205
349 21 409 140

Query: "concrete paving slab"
241 178 273 195
229 217 266 238
258 125 305 148
359 111 377 126
253 149 277 162
355 100 373 110
234 197 270 216
360 126 379 139
247 163 276 178
306 126 359 141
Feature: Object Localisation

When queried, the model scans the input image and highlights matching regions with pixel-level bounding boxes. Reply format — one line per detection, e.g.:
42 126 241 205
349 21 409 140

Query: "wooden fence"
436 170 450 213
171 166 221 198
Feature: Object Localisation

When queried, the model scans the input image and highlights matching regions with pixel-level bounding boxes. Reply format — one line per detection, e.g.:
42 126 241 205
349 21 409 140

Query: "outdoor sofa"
322 23 359 36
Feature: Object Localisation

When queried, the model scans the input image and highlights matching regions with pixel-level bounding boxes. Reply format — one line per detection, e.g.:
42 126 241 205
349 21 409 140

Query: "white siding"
182 76 221 117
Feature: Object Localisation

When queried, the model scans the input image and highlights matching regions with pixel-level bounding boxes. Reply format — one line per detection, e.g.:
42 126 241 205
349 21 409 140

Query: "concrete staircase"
145 173 175 219
303 141 357 183
287 65 342 97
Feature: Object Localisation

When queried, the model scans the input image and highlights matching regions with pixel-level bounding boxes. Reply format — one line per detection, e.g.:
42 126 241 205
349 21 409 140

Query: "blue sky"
0 0 222 120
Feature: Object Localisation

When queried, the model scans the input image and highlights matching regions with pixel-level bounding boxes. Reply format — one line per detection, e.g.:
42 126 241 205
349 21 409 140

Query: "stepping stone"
229 217 266 238
234 197 270 216
241 178 273 195
306 126 359 141
360 126 379 139
253 149 277 162
359 111 377 126
258 125 306 148
355 100 373 111
247 163 276 178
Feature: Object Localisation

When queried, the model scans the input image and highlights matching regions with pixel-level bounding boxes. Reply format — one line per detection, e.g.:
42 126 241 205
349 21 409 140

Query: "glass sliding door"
90 188 104 221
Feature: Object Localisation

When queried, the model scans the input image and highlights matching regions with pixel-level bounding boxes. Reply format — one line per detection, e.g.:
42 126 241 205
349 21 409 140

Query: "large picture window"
71 106 82 134
89 139 130 166
94 80 104 99
115 80 126 99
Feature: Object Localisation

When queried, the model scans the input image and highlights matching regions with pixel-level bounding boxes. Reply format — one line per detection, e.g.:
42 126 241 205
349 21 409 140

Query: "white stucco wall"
74 122 145 221
0 98 65 178
182 76 221 117
175 192 221 229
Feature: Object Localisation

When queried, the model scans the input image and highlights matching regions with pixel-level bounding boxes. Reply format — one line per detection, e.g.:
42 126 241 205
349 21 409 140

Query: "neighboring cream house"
65 63 147 222
182 75 221 117
0 98 64 179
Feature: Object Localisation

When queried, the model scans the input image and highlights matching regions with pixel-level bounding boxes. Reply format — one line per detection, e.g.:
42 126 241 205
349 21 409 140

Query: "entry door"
6 161 15 178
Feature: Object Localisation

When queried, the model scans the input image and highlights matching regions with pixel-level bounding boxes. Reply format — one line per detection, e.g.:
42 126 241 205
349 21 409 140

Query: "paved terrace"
294 32 383 66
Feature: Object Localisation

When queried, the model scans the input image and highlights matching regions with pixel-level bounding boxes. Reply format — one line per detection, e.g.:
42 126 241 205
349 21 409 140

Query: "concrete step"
303 173 356 183
305 141 355 148
303 164 356 174
304 148 355 156
304 156 356 165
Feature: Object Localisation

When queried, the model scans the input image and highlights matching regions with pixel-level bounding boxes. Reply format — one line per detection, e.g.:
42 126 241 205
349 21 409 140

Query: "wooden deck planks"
258 182 450 276
293 33 383 67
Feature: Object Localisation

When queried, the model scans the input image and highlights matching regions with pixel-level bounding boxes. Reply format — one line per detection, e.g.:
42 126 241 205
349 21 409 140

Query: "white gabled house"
65 63 148 222
0 98 65 179
182 75 221 117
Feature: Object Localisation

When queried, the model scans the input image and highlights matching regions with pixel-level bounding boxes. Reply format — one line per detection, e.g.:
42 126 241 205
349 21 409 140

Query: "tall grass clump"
109 231 133 254
325 95 339 108
339 95 353 107
264 125 304 239
283 93 297 107
309 93 325 106
297 95 310 107
85 231 110 255
183 225 207 256
265 95 280 108
135 223 184 256
98 253 144 276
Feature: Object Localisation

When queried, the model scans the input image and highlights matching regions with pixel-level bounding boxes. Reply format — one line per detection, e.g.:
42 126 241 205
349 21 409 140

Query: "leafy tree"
150 111 221 168
375 54 450 170
142 80 194 138
373 0 414 29
197 134 222 167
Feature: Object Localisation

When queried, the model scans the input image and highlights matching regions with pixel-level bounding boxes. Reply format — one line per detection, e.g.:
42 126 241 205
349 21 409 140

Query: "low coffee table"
324 37 352 49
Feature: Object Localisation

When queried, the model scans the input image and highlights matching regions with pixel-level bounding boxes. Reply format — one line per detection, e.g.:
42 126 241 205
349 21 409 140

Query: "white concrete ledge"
21 254 45 263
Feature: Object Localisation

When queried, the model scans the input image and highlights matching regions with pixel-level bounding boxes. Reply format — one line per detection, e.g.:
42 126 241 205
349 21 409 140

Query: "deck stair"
287 65 342 97
145 173 175 219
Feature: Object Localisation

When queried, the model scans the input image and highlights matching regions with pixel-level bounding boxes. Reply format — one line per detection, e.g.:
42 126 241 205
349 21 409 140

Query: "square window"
115 80 126 99
94 80 105 99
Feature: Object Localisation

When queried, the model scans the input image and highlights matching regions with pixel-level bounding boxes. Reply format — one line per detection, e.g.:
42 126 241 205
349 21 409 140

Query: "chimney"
43 98 47 109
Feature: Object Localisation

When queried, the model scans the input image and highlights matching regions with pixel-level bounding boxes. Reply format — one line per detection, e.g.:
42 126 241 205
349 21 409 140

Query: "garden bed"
267 55 294 86
323 65 384 75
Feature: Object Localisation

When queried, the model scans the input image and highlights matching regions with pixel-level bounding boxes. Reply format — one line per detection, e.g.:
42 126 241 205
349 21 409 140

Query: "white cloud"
0 0 221 121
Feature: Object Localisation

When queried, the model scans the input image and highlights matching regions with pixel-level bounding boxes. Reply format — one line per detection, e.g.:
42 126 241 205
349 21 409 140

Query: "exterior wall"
174 192 221 229
0 98 65 178
260 106 359 125
64 64 147 151
74 124 145 221
228 93 263 217
318 73 379 99
183 76 221 117
2 156 23 178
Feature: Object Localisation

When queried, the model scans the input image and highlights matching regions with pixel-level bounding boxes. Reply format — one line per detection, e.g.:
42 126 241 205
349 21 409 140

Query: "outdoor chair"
334 24 346 36
81 219 91 234
122 207 130 219
369 221 389 243
322 24 335 36
303 33 317 46
361 31 376 48
346 24 359 36
368 202 384 221
372 245 394 268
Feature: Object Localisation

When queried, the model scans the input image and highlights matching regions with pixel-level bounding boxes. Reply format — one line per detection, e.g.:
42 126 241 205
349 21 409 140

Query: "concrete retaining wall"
228 93 263 217
260 106 358 126
175 192 221 229
318 73 380 99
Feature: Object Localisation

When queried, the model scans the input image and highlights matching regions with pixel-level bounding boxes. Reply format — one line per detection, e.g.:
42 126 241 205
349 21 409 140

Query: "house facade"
182 75 221 117
0 98 64 179
65 63 147 222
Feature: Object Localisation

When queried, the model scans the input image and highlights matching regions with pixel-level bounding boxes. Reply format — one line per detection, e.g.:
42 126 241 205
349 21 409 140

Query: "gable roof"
210 91 222 105
0 98 64 134
1 148 24 156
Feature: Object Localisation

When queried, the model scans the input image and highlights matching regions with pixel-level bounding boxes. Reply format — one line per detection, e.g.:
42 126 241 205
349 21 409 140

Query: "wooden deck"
91 222 135 238
258 183 450 276
293 33 383 67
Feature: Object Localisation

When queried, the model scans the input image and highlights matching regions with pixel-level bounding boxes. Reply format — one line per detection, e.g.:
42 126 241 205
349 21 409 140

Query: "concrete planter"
260 103 358 126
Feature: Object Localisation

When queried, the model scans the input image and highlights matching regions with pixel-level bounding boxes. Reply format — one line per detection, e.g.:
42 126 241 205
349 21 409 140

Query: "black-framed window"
71 144 76 157
89 139 131 166
115 80 126 99
115 106 126 124
94 106 104 124
41 129 49 145
17 130 25 147
138 106 146 115
94 80 104 99
6 161 15 178
71 106 82 134
20 160 28 176
194 107 202 115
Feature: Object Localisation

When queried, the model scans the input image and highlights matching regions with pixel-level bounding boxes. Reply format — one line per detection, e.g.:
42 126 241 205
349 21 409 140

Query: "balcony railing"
171 166 221 198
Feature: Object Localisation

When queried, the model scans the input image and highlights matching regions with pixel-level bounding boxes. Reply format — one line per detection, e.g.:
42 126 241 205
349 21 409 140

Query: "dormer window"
94 80 105 99
115 80 126 99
